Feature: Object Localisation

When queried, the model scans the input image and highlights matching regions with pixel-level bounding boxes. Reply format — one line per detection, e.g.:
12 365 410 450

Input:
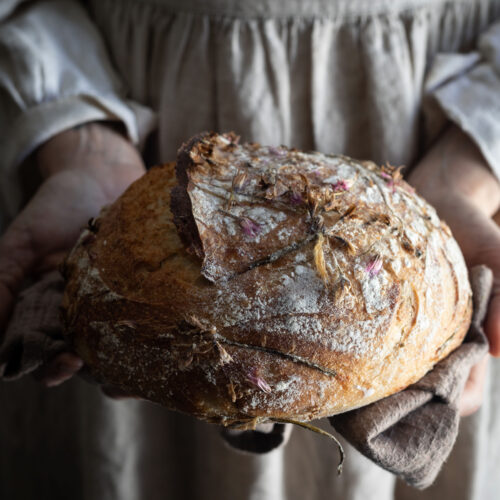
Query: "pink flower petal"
380 171 398 192
246 369 272 393
239 217 261 237
332 180 350 192
269 146 286 156
232 172 249 192
290 192 304 205
365 255 383 277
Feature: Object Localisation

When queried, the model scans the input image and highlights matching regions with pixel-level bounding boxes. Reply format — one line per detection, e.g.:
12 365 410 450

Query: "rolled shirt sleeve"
0 0 155 218
425 21 500 179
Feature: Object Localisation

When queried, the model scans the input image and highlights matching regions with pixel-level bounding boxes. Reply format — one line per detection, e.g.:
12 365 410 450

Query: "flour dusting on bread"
61 132 472 427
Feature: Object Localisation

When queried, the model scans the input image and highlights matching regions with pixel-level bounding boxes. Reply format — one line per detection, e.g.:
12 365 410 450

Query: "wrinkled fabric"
0 272 66 380
0 0 155 218
2 0 500 221
425 22 500 173
1 1 500 500
88 0 500 174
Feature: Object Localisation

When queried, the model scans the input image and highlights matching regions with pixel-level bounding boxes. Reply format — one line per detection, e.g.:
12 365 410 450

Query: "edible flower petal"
246 368 272 393
239 217 261 237
365 255 383 277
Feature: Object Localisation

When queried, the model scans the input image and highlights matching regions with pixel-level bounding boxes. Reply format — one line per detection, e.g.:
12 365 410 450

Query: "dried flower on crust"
269 146 286 157
379 164 409 193
331 235 358 255
339 204 356 221
265 179 288 199
324 199 339 212
314 233 329 285
246 368 272 393
215 341 234 365
365 255 383 277
232 171 249 193
334 276 351 302
289 191 304 205
186 314 206 331
239 217 261 238
332 180 350 192
227 381 238 402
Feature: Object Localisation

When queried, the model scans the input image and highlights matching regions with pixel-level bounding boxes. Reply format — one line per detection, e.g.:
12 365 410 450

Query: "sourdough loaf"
61 132 472 428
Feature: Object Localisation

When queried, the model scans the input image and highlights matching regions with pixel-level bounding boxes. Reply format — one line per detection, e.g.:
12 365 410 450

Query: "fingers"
35 352 84 387
37 123 146 201
458 355 489 417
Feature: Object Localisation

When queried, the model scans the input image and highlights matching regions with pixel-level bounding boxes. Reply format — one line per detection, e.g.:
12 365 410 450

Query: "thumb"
0 223 37 332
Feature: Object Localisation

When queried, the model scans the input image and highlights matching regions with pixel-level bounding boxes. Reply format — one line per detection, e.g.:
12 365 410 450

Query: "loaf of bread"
61 132 472 429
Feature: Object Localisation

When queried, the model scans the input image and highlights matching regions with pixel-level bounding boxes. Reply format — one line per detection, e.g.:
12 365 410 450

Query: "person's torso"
88 0 500 166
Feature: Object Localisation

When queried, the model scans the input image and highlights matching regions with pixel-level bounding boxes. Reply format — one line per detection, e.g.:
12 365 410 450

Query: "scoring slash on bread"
62 132 472 429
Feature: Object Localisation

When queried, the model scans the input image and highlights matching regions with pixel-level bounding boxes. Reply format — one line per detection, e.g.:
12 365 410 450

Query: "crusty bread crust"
62 132 472 428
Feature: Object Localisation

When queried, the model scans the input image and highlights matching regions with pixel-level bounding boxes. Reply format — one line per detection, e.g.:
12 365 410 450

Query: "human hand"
409 125 500 416
0 122 146 386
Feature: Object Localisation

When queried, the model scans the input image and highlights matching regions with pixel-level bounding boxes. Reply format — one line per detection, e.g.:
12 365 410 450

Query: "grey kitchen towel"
0 271 67 380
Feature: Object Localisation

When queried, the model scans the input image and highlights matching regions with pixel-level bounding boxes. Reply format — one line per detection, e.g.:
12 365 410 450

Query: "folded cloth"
0 266 491 488
0 271 67 379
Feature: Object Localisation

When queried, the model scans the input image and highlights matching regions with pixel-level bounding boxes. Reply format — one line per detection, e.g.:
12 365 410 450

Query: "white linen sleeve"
424 21 500 178
0 0 155 217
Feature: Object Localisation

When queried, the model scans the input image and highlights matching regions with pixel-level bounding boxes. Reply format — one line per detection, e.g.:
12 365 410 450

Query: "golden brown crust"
61 133 472 428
